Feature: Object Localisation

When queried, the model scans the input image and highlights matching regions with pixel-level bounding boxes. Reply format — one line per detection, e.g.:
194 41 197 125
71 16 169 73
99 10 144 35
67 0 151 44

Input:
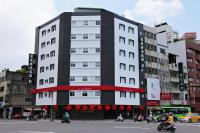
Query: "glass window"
83 20 88 26
50 50 55 57
119 24 125 31
95 48 100 53
50 64 54 70
47 41 50 45
129 52 134 59
70 76 75 81
120 77 126 83
41 42 45 48
129 78 135 84
70 62 75 67
95 34 101 39
47 29 50 33
71 34 76 39
95 62 100 67
128 27 134 34
119 50 126 57
130 92 136 98
70 48 76 53
39 79 44 85
70 91 75 96
119 36 125 43
128 39 134 46
51 38 56 44
83 62 88 67
120 63 126 70
82 91 87 96
71 20 76 25
40 67 44 73
39 93 43 98
95 76 100 81
49 77 54 84
96 20 101 25
95 91 101 96
51 25 56 32
49 92 53 98
42 30 46 36
129 65 135 72
120 91 126 98
41 54 45 60
82 76 88 81
83 48 88 53
83 34 88 39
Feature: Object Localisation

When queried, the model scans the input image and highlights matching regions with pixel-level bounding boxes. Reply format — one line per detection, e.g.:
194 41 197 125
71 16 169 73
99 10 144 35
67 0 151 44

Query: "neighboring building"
0 68 32 119
184 36 200 112
32 8 145 119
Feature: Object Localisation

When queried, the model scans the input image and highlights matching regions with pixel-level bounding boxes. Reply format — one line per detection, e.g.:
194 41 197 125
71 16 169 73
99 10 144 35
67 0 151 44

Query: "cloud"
124 0 184 25
0 0 56 71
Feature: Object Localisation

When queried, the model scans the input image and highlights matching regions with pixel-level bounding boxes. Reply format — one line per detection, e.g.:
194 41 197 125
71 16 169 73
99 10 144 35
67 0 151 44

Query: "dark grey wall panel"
101 90 115 104
57 91 69 105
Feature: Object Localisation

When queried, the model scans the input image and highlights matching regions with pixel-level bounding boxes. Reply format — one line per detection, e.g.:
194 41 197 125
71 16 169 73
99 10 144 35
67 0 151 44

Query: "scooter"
157 120 176 132
116 116 124 122
61 117 70 123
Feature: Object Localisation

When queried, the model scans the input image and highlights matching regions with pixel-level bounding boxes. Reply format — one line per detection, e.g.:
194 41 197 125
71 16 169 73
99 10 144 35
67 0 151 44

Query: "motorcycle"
116 114 124 122
157 120 176 132
61 117 70 123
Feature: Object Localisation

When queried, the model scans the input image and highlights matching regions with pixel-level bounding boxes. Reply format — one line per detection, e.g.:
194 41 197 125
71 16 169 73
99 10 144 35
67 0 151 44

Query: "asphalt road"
0 119 200 133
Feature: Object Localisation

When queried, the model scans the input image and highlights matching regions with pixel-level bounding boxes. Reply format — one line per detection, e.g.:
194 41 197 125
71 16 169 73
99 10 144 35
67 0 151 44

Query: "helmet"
168 112 173 115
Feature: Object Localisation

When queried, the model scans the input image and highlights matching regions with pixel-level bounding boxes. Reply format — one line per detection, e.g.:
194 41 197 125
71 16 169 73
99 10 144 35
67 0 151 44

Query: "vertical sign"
178 62 185 91
28 54 37 86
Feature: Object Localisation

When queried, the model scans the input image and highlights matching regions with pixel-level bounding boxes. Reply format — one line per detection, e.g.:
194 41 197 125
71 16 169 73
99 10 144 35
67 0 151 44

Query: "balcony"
170 77 179 82
187 62 194 68
187 52 193 58
169 65 178 71
171 100 181 105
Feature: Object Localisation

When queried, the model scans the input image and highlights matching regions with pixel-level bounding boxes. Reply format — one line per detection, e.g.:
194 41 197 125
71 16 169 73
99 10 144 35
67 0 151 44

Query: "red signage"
146 100 160 106
160 93 171 100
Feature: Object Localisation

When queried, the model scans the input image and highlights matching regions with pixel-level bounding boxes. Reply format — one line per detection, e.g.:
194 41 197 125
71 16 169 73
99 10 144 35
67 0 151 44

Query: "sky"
0 0 200 71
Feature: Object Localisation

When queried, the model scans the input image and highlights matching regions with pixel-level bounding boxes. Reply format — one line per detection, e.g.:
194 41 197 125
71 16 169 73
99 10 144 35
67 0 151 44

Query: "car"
180 113 200 123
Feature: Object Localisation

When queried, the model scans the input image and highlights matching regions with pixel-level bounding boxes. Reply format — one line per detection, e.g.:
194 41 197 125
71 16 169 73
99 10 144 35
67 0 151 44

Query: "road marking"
18 131 54 133
114 126 152 130
0 122 38 125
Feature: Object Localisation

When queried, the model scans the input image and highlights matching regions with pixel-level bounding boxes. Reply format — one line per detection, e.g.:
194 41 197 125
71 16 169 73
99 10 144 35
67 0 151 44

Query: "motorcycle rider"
166 112 175 128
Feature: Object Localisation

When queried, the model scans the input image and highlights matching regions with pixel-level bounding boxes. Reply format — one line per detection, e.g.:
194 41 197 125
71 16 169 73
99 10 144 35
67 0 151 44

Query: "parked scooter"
157 120 176 132
61 112 70 123
116 114 124 122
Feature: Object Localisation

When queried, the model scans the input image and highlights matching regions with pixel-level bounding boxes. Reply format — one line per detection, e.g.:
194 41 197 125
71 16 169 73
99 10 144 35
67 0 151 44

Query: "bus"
161 106 191 120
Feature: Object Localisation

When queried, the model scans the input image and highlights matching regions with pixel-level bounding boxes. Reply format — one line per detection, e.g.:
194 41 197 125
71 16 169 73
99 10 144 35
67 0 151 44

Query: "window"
41 42 45 48
95 62 100 67
40 67 44 73
46 66 49 71
49 92 53 98
120 63 126 70
129 65 135 72
160 48 166 54
95 48 100 53
128 39 134 46
130 92 136 98
47 41 50 45
83 48 88 53
51 25 56 32
82 76 88 81
50 64 55 70
129 78 135 84
70 91 75 96
119 24 125 31
95 34 100 39
129 52 134 59
119 36 125 43
49 77 54 84
96 20 101 25
82 91 87 96
45 79 48 84
46 54 49 58
47 29 50 33
128 27 134 34
119 50 126 57
95 91 101 96
71 34 76 39
95 76 100 81
41 54 45 60
39 93 43 98
42 30 46 36
44 93 48 97
70 48 76 53
70 76 75 81
39 79 44 85
83 20 88 26
83 62 88 67
83 34 88 39
120 77 126 83
70 62 75 67
71 20 76 25
50 50 55 57
0 87 4 92
51 38 56 44
120 91 126 98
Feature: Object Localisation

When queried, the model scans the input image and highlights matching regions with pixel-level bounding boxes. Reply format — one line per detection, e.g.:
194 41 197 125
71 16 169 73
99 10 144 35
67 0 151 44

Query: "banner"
147 78 160 100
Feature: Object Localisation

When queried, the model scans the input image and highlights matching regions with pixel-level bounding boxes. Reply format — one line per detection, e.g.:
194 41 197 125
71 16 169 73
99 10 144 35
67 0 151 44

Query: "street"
0 120 200 133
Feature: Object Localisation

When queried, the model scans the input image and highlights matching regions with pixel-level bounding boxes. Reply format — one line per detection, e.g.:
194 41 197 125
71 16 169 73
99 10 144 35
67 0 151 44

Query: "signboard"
147 78 160 100
178 62 185 91
146 100 160 106
160 93 171 100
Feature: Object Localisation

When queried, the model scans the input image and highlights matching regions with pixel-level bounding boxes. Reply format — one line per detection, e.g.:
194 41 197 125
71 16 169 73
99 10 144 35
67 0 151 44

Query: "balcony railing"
170 77 179 82
171 100 181 105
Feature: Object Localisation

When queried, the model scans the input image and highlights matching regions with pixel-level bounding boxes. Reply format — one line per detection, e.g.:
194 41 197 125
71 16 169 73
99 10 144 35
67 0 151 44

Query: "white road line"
0 122 38 125
114 126 152 130
18 131 54 133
